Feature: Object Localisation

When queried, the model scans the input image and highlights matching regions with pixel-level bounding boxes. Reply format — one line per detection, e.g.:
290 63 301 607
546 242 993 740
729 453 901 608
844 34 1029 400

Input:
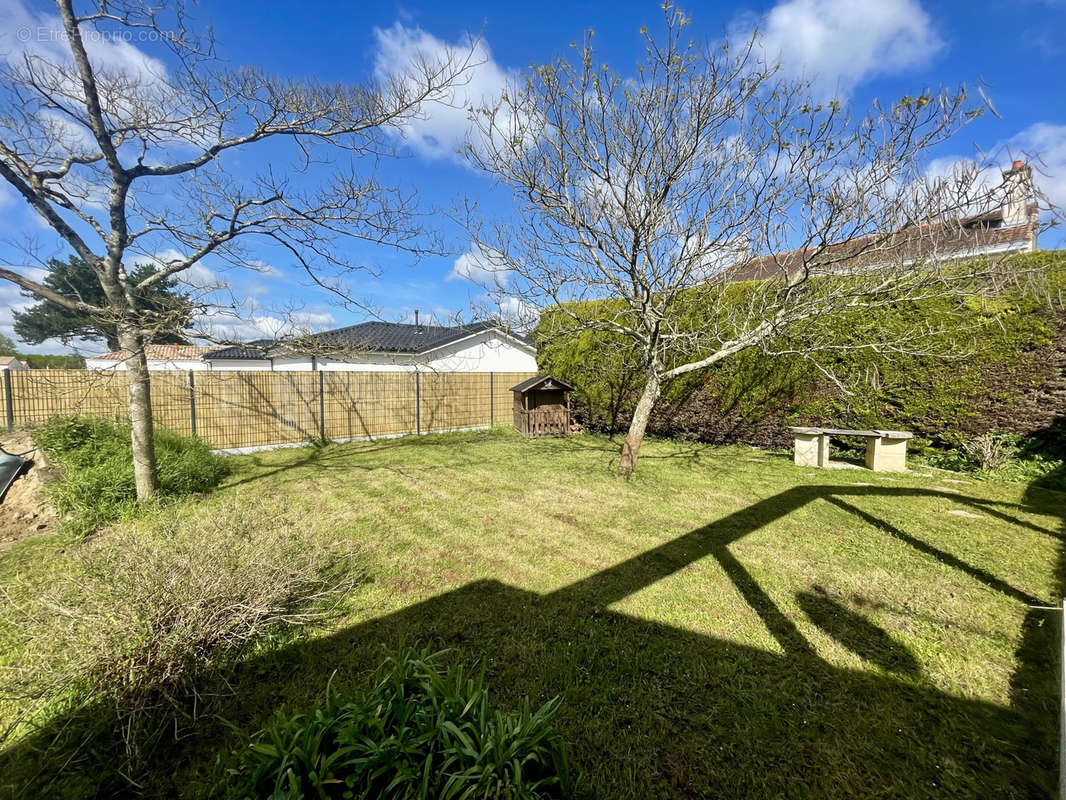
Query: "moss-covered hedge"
538 250 1066 454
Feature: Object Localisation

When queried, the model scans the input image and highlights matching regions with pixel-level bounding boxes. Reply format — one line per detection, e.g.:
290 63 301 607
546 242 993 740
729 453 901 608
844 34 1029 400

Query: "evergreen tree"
13 256 193 351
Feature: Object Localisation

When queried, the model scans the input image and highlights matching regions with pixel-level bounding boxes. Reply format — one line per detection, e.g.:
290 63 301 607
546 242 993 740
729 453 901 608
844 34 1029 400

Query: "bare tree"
465 4 1045 476
0 0 473 498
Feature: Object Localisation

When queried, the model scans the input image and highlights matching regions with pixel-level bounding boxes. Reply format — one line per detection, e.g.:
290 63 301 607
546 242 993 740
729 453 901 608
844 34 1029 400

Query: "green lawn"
1 429 1062 798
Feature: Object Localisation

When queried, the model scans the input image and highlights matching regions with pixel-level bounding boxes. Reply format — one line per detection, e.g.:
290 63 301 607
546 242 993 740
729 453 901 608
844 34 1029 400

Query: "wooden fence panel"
321 371 417 440
10 369 127 424
193 371 320 449
491 372 534 427
419 372 491 432
6 369 538 450
150 372 195 437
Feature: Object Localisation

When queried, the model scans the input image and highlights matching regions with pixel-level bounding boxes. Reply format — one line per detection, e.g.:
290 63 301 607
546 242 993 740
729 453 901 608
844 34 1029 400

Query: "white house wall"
423 335 537 372
291 332 536 373
87 331 538 373
270 357 316 371
209 359 273 371
317 353 417 371
317 332 537 373
85 357 207 371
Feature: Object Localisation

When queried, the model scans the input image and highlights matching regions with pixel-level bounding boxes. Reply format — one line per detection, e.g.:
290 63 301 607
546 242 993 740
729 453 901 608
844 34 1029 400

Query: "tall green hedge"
538 250 1066 453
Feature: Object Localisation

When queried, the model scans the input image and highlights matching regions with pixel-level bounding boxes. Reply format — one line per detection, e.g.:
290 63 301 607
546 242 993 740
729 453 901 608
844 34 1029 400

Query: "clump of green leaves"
917 431 1065 490
539 250 1066 448
226 648 573 800
33 415 229 534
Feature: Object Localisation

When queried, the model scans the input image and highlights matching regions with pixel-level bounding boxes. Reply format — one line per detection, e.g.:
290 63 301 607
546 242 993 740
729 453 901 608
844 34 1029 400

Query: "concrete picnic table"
787 426 913 472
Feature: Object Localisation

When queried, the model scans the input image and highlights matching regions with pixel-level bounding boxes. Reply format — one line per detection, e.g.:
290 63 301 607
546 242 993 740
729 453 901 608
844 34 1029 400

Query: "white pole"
1060 597 1065 800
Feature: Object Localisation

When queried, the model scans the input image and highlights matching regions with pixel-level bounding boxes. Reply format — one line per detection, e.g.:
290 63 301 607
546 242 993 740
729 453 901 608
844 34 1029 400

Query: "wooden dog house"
510 375 574 437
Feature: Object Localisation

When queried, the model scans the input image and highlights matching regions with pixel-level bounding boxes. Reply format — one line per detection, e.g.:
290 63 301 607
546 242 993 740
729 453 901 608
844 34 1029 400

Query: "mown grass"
0 428 1062 798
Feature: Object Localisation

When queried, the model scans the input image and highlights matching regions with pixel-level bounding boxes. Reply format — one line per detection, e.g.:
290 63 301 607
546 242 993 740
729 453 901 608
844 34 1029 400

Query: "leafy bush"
916 431 1066 490
0 497 364 776
540 250 1066 447
33 415 229 534
226 648 573 800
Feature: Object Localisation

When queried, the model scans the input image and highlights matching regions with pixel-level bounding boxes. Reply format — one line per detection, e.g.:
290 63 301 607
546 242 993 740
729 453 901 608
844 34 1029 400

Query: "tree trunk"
618 372 661 477
118 324 159 499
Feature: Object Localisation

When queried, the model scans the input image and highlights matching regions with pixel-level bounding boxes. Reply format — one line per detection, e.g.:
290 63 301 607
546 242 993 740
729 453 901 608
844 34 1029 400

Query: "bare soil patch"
0 431 58 544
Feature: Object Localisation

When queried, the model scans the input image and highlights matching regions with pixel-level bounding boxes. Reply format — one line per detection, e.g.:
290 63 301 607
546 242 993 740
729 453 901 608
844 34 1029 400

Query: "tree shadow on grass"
219 430 519 490
0 483 1060 799
1008 446 1066 790
797 586 920 675
220 432 720 495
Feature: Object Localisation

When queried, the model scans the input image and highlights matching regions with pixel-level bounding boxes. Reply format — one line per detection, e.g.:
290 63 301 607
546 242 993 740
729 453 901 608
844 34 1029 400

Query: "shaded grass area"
0 429 1062 798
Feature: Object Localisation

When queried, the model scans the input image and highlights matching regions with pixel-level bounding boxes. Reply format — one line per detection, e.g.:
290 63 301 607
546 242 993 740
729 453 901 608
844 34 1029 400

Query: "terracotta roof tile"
97 344 219 361
726 215 1036 284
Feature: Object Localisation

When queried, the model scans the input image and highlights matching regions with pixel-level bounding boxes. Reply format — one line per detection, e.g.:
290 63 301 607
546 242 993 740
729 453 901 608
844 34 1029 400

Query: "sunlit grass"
1 428 1060 798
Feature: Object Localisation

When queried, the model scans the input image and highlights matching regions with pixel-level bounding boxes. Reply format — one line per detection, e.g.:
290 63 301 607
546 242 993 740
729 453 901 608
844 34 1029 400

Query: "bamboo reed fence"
2 369 535 451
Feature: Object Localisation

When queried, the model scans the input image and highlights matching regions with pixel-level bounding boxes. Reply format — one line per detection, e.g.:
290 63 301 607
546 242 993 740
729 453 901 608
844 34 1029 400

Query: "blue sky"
1 0 1064 354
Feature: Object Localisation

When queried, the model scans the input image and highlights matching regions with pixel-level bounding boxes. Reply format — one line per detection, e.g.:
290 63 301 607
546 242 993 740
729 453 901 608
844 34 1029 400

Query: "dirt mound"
1 431 58 545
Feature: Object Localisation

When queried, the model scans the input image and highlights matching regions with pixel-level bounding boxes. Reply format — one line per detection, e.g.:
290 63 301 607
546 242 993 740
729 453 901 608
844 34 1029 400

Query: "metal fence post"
188 370 197 437
3 369 13 429
415 371 421 435
489 372 494 428
1060 597 1065 800
318 370 326 442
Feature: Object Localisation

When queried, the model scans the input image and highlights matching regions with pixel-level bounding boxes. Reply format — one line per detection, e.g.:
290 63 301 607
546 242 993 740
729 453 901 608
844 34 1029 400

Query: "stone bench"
787 426 913 472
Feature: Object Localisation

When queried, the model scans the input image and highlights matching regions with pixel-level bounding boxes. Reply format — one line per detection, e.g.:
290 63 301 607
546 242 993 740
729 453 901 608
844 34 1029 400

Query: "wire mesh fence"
4 369 536 451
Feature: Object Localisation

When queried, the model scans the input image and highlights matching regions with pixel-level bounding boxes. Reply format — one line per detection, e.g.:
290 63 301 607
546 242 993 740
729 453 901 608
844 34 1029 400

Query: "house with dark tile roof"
86 318 537 373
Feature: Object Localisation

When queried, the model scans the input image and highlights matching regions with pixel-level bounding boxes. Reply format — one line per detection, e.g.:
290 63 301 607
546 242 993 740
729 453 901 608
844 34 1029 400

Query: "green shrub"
225 648 573 800
539 250 1066 448
33 415 229 534
0 498 364 787
915 431 1066 490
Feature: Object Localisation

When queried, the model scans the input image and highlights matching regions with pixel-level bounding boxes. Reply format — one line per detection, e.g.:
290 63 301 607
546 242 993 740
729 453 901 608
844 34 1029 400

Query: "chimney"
414 309 422 334
1001 160 1034 228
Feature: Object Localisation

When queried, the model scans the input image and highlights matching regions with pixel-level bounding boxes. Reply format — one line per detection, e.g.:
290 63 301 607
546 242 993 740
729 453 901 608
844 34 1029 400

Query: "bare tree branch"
464 4 1049 476
0 0 473 497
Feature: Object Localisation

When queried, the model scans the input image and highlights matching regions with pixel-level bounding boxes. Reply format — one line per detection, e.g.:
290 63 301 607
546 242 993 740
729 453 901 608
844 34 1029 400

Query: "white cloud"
35 109 96 152
130 249 218 292
177 262 218 291
495 296 539 330
921 122 1066 228
0 278 33 344
737 0 941 96
242 281 272 297
448 244 510 288
0 0 168 84
192 307 337 343
133 252 293 296
1008 122 1066 214
372 23 516 162
245 259 286 279
401 306 455 326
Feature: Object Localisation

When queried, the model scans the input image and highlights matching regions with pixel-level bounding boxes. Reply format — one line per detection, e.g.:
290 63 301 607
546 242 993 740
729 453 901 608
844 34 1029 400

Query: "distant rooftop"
93 322 531 361
96 344 219 361
294 320 529 356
